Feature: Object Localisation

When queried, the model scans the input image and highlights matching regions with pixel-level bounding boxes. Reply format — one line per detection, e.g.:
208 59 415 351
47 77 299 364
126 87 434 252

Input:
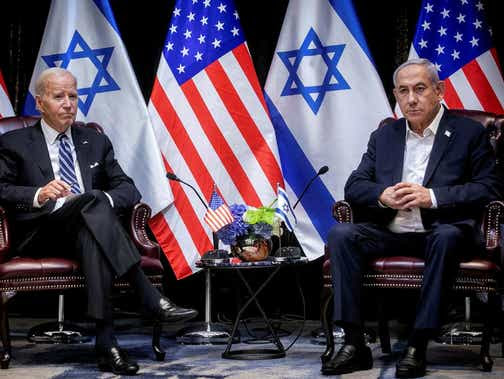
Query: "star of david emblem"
42 30 120 116
277 28 350 115
282 204 290 213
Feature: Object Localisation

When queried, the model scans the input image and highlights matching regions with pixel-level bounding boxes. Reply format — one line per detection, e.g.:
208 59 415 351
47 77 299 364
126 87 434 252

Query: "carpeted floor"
1 318 503 378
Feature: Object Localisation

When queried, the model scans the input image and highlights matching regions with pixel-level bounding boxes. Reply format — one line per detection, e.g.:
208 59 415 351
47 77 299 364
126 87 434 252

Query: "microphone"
166 172 227 257
166 172 208 209
292 166 329 209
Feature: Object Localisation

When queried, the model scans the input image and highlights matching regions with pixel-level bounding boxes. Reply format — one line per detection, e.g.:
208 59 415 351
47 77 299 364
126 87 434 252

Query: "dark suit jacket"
344 110 502 238
0 121 141 240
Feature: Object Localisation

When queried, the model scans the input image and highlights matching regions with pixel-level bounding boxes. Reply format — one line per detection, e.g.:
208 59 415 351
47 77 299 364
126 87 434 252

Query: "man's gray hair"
393 58 439 87
35 67 77 96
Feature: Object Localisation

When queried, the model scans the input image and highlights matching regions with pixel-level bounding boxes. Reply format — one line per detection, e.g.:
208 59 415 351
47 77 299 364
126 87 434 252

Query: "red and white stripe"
203 204 234 233
148 43 284 279
0 70 14 119
397 48 504 116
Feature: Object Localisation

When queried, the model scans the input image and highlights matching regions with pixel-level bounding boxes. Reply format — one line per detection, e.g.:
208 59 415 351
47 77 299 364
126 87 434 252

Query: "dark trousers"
16 190 141 320
327 222 466 330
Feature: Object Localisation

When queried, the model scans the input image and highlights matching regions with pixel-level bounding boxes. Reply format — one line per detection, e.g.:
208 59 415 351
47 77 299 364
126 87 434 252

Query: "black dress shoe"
97 346 139 375
321 344 373 375
395 346 426 378
155 296 198 322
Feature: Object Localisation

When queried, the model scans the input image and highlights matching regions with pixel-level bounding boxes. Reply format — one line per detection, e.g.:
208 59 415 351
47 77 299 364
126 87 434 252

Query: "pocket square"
89 162 99 168
82 140 89 144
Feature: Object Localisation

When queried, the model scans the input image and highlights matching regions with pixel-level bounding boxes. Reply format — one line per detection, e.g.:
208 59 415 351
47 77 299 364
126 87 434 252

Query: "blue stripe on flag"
328 0 374 65
92 0 121 36
22 93 39 116
265 93 335 243
275 208 294 231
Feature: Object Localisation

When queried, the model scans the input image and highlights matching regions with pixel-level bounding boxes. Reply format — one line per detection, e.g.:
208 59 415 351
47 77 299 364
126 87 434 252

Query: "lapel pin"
444 130 451 137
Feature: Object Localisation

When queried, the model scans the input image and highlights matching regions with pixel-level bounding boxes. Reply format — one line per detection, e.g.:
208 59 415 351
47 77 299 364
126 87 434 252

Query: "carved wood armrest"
129 203 160 259
0 206 9 263
332 200 353 223
483 200 504 250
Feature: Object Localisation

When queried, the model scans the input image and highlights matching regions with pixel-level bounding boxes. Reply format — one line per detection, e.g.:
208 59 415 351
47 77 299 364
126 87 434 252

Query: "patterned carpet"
1 318 504 378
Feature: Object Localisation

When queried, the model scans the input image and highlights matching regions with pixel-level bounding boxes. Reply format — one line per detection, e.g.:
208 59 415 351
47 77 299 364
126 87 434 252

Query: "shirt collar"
40 119 72 145
405 105 444 138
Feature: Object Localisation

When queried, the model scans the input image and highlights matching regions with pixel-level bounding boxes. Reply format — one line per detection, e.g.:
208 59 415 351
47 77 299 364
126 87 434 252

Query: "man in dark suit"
0 68 197 375
322 58 502 378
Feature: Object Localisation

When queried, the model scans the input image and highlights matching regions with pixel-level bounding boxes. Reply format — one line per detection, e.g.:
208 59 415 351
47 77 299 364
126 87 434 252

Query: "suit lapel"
423 114 455 186
391 120 407 183
71 126 92 191
29 123 54 180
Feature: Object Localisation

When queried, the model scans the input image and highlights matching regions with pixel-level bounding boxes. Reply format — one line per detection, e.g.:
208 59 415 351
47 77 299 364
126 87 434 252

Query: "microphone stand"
167 173 235 344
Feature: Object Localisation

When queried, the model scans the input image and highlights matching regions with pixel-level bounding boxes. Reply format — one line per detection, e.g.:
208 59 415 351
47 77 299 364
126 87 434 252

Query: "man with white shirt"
0 68 197 375
322 59 501 378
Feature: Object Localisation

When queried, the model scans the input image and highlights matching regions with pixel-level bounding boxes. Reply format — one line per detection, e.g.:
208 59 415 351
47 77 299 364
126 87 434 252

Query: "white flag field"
265 0 392 260
22 0 171 215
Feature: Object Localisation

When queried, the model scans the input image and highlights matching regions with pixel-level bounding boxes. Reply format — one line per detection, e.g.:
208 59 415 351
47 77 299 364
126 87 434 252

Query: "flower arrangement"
216 203 279 246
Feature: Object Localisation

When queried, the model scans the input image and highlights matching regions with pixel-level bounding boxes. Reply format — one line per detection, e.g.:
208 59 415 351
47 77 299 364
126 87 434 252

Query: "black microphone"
166 172 226 256
166 172 208 209
292 166 329 209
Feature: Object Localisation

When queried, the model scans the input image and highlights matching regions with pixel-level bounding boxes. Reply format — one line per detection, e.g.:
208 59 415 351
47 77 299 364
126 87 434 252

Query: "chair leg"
320 286 334 364
377 294 391 354
0 298 11 369
480 292 497 372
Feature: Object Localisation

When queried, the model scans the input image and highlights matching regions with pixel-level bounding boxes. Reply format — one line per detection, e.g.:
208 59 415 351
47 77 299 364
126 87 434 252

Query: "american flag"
406 0 504 113
148 0 283 278
0 69 14 118
203 189 234 232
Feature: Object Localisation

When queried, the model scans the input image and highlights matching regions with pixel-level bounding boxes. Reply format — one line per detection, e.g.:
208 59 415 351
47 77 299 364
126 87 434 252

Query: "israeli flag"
276 184 297 232
265 0 392 260
23 0 171 215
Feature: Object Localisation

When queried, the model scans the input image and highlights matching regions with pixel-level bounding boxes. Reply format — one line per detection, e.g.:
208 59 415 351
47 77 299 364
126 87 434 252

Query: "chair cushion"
139 255 164 275
0 257 80 278
0 255 163 279
369 256 500 274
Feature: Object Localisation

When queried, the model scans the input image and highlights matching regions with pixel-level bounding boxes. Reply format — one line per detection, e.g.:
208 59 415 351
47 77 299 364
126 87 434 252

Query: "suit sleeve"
100 135 141 211
433 126 502 208
344 129 388 207
0 136 39 208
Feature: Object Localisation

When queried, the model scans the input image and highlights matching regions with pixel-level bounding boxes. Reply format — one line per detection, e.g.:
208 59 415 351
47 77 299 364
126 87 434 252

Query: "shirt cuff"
104 192 114 208
33 188 43 208
429 189 438 209
378 200 388 208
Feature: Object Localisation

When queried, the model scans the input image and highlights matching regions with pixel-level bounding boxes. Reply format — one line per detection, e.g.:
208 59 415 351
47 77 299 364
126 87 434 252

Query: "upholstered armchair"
321 109 504 372
0 116 165 369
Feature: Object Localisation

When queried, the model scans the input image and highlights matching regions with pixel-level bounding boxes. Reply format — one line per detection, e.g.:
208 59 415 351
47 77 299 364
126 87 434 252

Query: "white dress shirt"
388 106 444 233
33 120 113 210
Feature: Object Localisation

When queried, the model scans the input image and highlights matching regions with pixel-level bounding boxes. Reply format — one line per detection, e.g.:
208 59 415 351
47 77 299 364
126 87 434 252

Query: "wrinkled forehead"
395 65 433 87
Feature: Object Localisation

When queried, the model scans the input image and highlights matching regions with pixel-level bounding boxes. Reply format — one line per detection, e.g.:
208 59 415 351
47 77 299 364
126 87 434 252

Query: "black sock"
339 322 365 347
124 264 161 312
408 329 430 353
95 319 116 353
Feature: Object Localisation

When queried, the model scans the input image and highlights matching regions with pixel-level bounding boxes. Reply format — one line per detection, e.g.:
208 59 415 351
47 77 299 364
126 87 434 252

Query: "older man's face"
393 64 444 132
35 73 78 133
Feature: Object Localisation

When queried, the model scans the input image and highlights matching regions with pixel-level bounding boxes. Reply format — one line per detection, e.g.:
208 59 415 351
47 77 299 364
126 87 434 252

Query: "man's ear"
35 95 42 112
436 80 445 100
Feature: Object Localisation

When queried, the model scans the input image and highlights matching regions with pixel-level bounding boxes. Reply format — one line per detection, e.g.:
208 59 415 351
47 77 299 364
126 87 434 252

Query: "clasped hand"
379 182 432 210
37 179 72 204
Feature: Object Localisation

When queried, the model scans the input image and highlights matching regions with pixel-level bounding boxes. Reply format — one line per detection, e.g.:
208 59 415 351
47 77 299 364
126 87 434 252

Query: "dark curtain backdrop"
2 0 503 113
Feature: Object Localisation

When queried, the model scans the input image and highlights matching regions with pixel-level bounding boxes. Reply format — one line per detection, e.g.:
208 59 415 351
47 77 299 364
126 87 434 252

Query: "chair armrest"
129 203 161 259
483 200 504 251
332 200 353 223
0 206 9 263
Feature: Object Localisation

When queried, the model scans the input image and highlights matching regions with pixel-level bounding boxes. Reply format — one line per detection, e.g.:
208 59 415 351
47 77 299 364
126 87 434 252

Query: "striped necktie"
58 133 81 194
